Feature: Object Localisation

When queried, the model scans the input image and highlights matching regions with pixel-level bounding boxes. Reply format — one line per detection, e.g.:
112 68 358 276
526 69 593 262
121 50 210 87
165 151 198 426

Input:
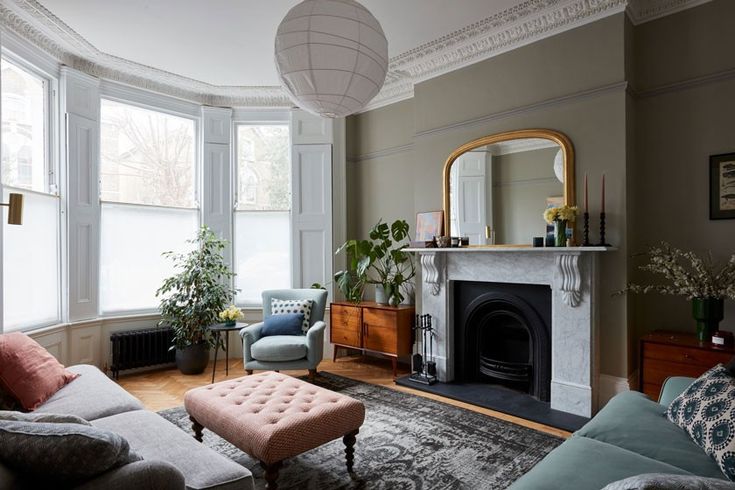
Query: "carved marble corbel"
556 254 582 307
420 253 443 296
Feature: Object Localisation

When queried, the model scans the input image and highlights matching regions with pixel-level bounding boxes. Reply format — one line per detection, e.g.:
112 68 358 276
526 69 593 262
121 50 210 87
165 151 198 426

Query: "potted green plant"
620 242 735 341
157 226 237 374
334 219 415 306
334 239 372 303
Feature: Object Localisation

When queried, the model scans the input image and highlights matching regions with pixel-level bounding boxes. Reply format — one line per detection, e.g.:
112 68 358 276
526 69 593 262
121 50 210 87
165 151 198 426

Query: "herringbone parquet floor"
118 354 570 438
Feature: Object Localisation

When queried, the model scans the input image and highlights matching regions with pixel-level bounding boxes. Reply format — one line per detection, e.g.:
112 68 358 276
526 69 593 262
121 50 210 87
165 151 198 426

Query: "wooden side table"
640 330 735 399
209 322 248 383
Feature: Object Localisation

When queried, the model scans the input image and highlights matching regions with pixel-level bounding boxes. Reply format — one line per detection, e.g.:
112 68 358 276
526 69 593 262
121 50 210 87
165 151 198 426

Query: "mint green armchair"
239 289 328 381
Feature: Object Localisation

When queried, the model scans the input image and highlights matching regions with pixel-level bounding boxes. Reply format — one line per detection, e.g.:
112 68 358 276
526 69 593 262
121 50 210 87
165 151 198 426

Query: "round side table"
209 322 248 384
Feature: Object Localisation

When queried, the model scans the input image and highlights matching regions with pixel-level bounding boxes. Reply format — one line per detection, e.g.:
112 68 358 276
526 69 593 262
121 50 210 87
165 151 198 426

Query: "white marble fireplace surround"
406 247 612 418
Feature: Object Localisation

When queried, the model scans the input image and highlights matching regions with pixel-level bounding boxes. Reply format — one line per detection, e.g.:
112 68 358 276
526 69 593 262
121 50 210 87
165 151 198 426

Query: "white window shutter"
291 144 333 292
201 107 233 267
63 67 100 321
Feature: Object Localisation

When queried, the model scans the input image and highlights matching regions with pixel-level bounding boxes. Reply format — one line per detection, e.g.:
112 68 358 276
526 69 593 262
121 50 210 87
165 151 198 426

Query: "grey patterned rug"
158 372 561 490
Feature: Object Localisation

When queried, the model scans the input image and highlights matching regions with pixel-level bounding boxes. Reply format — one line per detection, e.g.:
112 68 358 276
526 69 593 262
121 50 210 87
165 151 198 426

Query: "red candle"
584 174 589 212
601 174 606 214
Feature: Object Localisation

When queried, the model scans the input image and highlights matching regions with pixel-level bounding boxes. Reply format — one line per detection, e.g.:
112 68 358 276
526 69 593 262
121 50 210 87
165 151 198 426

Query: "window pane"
3 190 59 330
1 59 47 193
100 204 197 312
236 125 290 211
234 211 290 304
100 100 196 208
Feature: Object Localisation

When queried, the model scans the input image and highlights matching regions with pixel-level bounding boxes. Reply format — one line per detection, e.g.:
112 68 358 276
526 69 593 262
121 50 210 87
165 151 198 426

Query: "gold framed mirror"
443 129 575 246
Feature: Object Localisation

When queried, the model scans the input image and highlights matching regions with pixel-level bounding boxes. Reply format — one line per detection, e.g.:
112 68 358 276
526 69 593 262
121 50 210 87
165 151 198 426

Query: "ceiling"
38 0 523 87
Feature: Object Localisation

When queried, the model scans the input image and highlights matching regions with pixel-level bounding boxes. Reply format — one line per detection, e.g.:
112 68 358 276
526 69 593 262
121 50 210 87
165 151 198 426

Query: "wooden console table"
330 301 414 378
640 330 735 399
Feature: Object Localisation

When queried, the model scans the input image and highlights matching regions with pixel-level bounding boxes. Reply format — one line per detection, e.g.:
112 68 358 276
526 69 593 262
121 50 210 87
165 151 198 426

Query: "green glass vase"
692 297 724 342
554 220 568 247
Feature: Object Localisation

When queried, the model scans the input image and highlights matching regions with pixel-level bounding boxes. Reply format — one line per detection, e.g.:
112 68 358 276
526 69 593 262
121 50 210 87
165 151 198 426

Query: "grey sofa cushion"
602 473 735 490
0 410 90 425
36 364 143 421
0 419 141 483
75 460 186 490
93 410 253 490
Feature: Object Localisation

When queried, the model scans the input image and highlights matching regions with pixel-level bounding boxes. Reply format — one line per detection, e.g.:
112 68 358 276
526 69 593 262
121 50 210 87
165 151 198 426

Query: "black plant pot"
176 343 210 375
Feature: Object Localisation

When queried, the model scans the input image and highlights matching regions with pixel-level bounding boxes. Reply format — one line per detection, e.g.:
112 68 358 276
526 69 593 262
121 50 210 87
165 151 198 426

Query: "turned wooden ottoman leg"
260 460 283 490
246 369 253 375
190 415 204 442
308 369 317 381
343 429 358 473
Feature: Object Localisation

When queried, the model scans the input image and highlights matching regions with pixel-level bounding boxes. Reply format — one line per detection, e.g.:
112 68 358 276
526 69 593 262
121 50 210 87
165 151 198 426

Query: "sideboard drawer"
330 325 361 348
643 343 731 368
331 304 362 331
642 358 713 386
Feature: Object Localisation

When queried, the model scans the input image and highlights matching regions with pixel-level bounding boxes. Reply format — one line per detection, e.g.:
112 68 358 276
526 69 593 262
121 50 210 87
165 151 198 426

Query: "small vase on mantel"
692 297 724 342
554 220 568 247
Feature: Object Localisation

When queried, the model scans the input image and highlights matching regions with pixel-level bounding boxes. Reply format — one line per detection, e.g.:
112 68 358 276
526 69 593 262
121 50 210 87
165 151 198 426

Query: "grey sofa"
0 364 254 490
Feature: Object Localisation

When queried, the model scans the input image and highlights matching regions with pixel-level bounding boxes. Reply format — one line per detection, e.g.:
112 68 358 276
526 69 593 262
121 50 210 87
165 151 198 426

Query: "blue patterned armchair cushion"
271 298 313 333
667 364 735 480
261 313 305 337
0 415 140 483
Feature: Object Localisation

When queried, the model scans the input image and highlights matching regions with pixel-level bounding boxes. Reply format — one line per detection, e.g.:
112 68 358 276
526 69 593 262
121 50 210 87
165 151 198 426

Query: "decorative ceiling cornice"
0 0 712 111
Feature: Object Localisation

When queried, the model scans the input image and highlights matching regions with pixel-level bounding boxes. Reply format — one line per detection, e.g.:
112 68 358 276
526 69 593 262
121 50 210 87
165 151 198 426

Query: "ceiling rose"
274 0 389 118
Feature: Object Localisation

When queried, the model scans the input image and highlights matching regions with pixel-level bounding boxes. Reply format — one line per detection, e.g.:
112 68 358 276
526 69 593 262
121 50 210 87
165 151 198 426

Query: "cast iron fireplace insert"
453 281 552 401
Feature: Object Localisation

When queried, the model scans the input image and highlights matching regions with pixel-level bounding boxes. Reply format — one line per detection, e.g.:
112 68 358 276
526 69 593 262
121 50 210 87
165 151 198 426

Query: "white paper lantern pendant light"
275 0 389 118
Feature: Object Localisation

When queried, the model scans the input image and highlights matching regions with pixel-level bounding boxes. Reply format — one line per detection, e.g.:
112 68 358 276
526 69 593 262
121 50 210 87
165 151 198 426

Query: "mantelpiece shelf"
404 246 616 253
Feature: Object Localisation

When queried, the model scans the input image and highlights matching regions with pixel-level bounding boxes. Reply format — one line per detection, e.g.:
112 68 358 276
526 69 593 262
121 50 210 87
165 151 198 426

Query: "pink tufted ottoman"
184 371 365 489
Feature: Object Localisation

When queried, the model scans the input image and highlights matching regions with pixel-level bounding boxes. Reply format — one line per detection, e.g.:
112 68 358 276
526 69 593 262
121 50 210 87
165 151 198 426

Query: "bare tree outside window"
236 125 290 210
100 99 196 208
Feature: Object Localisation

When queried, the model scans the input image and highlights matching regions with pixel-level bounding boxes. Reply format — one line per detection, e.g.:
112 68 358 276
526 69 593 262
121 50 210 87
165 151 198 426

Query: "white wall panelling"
63 67 100 322
31 327 68 364
69 324 101 365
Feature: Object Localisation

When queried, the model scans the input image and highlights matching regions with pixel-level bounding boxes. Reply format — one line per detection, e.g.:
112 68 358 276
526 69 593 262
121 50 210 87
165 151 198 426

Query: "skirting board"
598 373 636 407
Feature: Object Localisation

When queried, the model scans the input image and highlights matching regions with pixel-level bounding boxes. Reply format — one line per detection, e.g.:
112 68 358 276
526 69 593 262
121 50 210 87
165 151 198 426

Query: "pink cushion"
0 332 79 410
184 372 365 464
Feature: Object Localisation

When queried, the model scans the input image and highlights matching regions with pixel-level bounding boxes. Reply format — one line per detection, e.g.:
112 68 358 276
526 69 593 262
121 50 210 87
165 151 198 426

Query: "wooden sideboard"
640 330 735 399
330 301 414 378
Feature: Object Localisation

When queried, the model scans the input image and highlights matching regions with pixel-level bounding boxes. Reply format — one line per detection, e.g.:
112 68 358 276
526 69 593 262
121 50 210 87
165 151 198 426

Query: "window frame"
0 48 62 332
232 115 293 307
98 95 201 316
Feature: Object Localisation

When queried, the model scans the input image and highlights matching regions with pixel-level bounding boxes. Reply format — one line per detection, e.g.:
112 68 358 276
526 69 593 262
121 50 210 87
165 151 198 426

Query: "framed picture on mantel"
710 152 735 220
415 211 443 241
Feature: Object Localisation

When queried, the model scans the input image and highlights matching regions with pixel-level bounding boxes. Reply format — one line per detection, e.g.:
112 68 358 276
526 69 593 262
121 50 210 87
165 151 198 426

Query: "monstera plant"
335 219 415 306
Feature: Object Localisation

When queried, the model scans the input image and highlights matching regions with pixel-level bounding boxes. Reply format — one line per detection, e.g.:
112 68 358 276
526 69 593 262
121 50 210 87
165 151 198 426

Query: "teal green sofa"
510 377 728 489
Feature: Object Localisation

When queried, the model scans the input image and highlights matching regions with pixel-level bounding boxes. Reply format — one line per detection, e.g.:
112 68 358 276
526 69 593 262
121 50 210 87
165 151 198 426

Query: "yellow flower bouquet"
218 305 242 325
543 205 578 224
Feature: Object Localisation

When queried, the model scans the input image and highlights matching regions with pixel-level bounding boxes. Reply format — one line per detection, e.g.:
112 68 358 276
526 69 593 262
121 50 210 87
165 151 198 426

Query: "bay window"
1 56 60 331
234 124 291 305
99 99 198 313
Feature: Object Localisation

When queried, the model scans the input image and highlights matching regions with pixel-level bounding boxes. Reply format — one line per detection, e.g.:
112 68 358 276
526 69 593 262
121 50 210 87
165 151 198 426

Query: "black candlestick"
582 211 592 246
598 212 611 247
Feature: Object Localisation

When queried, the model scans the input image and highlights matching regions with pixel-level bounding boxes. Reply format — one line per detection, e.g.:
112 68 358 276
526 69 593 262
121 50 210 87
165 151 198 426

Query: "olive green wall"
630 0 735 339
347 14 631 378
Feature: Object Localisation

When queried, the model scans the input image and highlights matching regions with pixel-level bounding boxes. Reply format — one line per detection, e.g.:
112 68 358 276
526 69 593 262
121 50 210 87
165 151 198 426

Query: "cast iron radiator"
109 327 175 379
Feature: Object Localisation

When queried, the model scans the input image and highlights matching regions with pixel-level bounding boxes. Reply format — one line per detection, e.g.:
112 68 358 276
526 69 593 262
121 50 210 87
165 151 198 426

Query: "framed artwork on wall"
710 152 735 220
415 211 444 241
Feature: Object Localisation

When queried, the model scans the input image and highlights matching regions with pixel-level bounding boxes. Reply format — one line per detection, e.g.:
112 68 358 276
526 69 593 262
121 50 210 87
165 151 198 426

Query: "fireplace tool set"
410 314 437 385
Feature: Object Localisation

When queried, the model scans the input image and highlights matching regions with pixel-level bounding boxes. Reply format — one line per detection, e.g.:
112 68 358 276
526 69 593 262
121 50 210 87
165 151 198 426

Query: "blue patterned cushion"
271 298 313 333
261 313 305 337
667 365 735 480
